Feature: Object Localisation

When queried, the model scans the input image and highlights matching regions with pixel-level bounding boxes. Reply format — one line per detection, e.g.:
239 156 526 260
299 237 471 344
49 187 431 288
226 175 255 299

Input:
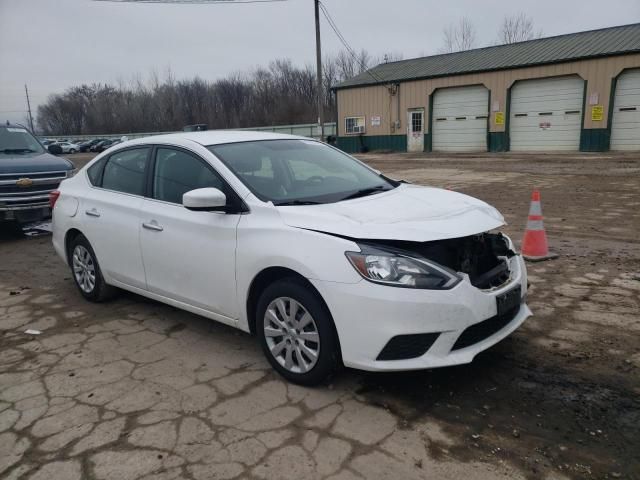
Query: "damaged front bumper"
311 240 531 372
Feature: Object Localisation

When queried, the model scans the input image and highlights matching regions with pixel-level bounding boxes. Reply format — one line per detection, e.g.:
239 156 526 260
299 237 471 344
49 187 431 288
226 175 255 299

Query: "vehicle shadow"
0 221 27 241
0 221 52 243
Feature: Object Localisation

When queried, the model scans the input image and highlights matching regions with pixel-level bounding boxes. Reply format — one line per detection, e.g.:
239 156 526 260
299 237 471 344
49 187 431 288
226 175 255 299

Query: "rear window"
101 148 149 196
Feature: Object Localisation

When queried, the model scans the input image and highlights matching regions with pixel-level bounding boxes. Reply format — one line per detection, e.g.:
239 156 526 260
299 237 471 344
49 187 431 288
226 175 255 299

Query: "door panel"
509 76 583 151
139 200 241 318
81 189 146 288
432 85 488 152
611 69 640 151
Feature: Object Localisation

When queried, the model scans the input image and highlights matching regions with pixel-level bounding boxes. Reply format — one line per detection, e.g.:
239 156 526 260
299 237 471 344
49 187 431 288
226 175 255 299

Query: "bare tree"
440 17 477 53
498 13 543 44
36 49 388 135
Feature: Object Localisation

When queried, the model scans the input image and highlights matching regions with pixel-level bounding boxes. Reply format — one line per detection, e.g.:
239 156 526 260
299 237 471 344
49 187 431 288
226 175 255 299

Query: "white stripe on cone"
526 219 544 230
528 201 542 216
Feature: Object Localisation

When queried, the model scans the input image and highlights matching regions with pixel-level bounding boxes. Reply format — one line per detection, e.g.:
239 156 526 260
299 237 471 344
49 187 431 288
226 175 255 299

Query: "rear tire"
69 234 117 302
256 278 341 385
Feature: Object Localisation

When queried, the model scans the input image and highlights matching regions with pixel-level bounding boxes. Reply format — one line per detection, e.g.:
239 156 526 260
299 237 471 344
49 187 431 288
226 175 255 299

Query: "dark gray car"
0 124 75 225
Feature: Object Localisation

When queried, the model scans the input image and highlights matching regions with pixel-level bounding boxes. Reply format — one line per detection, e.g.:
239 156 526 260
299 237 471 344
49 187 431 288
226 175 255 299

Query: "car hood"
277 184 505 242
0 151 73 174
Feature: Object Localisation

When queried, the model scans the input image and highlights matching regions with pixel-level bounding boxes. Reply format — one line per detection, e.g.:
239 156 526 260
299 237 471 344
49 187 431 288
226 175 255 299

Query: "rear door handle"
142 221 163 232
85 209 100 218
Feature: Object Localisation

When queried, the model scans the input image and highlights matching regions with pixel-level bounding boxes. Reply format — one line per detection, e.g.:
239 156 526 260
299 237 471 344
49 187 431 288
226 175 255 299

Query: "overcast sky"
1 0 639 124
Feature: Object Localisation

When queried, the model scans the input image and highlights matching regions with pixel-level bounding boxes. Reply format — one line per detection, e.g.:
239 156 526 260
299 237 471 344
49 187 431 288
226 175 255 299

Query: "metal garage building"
333 23 640 153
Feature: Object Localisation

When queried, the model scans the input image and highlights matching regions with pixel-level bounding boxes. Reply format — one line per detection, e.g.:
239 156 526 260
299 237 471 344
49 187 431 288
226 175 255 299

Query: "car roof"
124 130 309 148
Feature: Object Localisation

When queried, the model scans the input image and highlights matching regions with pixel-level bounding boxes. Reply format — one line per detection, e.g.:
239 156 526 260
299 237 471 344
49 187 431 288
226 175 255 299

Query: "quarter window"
153 148 224 204
101 148 149 196
87 157 107 186
345 116 365 135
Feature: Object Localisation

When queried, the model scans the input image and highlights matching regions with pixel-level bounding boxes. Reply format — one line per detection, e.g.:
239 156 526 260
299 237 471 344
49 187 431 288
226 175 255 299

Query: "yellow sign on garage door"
495 112 504 125
591 105 604 121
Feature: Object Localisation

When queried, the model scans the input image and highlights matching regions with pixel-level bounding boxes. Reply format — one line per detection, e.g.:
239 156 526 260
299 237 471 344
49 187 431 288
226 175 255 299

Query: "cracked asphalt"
1 152 639 480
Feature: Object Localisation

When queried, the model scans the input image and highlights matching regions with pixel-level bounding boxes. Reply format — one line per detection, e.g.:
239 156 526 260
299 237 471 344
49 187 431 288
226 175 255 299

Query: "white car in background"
51 132 530 385
55 141 80 153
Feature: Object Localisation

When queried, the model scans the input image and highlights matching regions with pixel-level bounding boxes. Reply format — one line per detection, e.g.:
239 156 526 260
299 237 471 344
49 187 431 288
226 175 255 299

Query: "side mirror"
183 188 227 212
48 144 63 155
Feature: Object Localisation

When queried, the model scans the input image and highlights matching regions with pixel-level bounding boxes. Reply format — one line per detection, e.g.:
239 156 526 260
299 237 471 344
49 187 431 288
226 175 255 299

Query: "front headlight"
345 248 461 290
66 169 77 178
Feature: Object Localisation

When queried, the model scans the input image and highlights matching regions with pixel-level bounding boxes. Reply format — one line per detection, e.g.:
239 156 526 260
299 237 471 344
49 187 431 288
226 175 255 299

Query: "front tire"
69 234 117 302
256 278 341 385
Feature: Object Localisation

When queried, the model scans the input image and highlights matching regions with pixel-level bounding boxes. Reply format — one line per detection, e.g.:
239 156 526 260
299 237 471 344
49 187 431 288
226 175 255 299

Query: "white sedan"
55 141 81 153
51 131 531 385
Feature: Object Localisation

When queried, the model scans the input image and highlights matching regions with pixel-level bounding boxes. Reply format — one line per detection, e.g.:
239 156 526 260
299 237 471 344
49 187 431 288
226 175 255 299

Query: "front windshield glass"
208 139 396 205
0 127 45 155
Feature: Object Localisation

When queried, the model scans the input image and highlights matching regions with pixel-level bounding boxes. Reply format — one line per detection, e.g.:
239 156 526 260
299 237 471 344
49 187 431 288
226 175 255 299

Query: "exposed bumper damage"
309 231 530 372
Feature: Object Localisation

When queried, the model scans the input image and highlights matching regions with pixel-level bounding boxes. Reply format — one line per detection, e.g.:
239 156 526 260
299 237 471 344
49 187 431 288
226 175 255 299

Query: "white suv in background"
55 141 81 154
51 131 530 385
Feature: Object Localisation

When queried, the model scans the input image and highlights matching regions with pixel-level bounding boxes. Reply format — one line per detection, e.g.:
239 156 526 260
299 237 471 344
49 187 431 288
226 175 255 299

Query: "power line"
317 1 385 85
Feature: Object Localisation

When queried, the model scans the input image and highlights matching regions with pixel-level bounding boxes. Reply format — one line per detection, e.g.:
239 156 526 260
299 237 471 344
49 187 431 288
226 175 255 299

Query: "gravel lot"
1 151 639 480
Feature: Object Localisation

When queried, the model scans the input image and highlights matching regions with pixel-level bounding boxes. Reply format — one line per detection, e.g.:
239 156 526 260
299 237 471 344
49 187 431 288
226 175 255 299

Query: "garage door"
509 76 584 151
611 69 640 150
432 85 488 152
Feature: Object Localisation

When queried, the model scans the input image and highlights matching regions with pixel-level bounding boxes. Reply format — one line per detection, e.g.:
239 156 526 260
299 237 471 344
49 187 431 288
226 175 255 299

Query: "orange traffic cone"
521 189 558 262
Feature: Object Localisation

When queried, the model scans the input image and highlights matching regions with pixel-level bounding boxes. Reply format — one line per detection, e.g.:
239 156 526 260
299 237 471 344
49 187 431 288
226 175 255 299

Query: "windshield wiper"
340 185 390 201
1 148 37 154
274 200 322 206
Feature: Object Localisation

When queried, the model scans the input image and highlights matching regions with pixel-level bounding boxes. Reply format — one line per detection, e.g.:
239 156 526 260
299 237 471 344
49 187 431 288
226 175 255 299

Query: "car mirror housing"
183 188 227 212
48 144 63 155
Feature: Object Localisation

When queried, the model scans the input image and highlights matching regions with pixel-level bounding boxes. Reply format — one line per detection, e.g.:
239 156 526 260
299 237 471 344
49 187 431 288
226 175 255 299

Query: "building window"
345 116 365 135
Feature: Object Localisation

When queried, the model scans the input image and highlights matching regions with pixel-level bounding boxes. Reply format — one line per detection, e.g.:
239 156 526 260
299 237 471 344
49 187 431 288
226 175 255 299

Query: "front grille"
377 333 440 361
0 172 65 210
451 305 521 351
0 171 67 182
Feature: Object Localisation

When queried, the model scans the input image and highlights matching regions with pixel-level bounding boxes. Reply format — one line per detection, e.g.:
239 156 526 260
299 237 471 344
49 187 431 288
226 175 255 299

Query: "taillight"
49 190 61 209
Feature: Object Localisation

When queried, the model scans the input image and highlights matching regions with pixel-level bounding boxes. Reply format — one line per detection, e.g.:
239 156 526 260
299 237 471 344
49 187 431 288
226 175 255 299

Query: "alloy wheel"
72 245 96 293
263 297 320 373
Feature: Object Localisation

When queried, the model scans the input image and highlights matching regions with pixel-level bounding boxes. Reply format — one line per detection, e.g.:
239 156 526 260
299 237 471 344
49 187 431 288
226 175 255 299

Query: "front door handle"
85 209 100 218
142 221 163 232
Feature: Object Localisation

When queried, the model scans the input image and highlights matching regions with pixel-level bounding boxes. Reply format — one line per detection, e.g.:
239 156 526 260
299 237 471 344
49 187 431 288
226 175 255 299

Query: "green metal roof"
334 23 640 90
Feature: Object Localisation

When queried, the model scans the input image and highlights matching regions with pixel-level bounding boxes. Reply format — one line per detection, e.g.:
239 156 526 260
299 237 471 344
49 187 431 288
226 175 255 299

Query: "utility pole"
24 84 35 133
314 0 325 142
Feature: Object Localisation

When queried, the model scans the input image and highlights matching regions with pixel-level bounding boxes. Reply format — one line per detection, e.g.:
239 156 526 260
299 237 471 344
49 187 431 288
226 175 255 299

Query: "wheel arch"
64 228 85 264
245 267 340 351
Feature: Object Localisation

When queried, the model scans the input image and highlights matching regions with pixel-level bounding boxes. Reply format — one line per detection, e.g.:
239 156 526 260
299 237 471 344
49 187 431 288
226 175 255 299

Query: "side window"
87 157 107 186
101 148 149 196
153 148 224 204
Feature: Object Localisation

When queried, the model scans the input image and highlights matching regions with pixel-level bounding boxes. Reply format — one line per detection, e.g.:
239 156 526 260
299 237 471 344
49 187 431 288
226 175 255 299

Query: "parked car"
51 132 530 385
55 141 81 154
40 139 56 149
0 124 74 225
91 140 113 153
105 139 122 150
79 139 104 152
